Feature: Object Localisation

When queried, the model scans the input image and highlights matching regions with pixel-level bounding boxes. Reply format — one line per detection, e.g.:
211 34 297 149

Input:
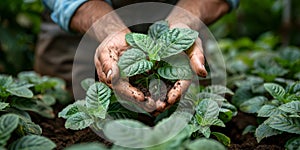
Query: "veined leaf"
65 112 93 130
86 82 111 119
211 132 231 146
158 54 193 80
0 102 9 110
279 101 300 114
186 138 226 150
11 98 54 118
6 86 33 98
0 75 13 88
159 28 198 58
197 93 226 106
80 78 95 91
17 117 42 136
8 135 56 150
118 48 153 77
257 105 284 117
255 123 282 142
58 100 85 119
203 85 234 95
239 96 267 113
107 103 138 119
266 115 300 134
196 99 219 119
0 114 19 146
285 137 300 150
148 20 169 40
264 83 286 100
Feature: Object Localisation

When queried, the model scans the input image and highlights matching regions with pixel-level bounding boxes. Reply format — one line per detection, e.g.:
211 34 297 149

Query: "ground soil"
29 101 292 150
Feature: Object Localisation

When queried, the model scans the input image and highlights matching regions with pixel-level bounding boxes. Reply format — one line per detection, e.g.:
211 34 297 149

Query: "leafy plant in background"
0 71 70 149
0 0 43 75
118 20 197 81
59 77 236 148
219 31 300 149
240 82 300 149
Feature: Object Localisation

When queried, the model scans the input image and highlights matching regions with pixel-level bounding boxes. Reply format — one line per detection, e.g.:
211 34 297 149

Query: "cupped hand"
94 30 145 102
153 23 207 115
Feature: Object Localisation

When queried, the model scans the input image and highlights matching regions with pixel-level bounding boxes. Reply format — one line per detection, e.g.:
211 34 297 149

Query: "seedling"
118 20 198 83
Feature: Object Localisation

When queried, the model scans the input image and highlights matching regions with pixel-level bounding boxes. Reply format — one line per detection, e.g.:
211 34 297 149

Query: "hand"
94 30 145 101
153 23 207 115
95 30 159 112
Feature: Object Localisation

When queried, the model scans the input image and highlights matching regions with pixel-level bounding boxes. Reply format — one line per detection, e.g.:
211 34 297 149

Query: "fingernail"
107 69 112 79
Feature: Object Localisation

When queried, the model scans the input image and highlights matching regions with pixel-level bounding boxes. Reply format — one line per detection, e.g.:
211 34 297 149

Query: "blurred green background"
0 0 299 75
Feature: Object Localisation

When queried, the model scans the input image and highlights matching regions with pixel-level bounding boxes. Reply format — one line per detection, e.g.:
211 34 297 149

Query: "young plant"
240 82 300 148
59 78 236 148
118 20 198 81
0 71 69 149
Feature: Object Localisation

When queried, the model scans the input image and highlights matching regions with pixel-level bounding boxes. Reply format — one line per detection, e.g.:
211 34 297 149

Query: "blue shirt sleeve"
42 0 88 31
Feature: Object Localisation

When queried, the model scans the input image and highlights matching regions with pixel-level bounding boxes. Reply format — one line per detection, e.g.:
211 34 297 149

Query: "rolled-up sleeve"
42 0 88 31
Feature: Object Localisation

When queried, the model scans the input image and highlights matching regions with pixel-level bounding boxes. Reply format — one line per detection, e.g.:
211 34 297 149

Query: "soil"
29 102 291 150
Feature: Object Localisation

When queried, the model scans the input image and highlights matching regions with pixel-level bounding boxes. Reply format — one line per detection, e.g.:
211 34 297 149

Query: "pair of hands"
94 23 207 115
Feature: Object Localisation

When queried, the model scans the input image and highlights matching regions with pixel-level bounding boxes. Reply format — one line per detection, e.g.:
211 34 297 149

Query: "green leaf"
257 105 283 117
0 102 9 110
186 138 226 150
158 54 193 80
203 85 234 95
0 114 19 146
125 33 158 54
197 93 226 106
86 82 111 119
211 132 231 146
285 137 300 150
6 86 33 98
196 99 219 119
148 20 169 40
239 96 267 113
232 87 254 107
80 78 95 91
159 28 198 58
264 83 286 100
58 101 85 119
64 143 108 150
40 94 56 106
266 115 300 134
118 48 153 77
65 112 93 130
103 119 149 147
148 79 167 101
11 98 54 118
16 117 42 136
8 135 56 150
279 101 300 114
107 103 138 119
242 125 256 135
0 75 13 88
255 123 282 142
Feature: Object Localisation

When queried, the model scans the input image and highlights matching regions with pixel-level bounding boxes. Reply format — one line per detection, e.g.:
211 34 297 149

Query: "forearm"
70 0 129 41
167 0 230 30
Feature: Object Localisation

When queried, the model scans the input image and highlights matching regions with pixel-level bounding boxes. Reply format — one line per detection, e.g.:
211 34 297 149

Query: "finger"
187 38 207 77
94 52 108 85
167 80 192 105
113 78 145 102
